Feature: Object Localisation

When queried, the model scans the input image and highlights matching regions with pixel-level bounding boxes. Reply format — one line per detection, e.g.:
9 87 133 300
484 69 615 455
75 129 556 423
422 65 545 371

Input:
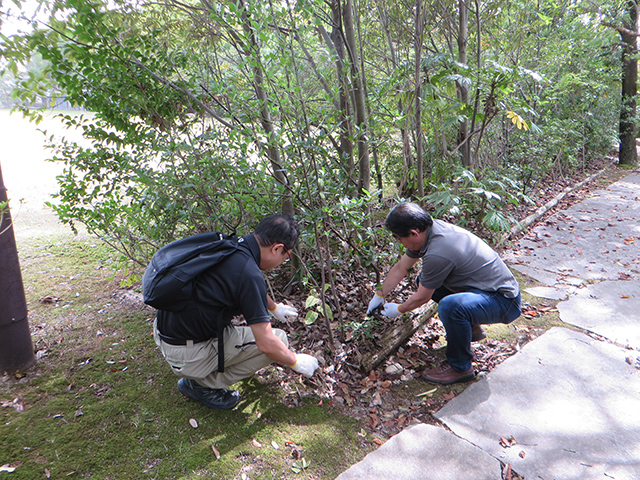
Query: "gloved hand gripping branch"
367 291 405 318
366 292 385 315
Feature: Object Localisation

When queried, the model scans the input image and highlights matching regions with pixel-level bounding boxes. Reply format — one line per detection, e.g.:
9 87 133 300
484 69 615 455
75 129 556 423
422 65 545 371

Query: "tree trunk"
619 0 638 167
414 0 426 200
469 0 482 168
357 6 383 198
236 0 294 216
342 0 371 197
330 3 356 192
318 4 356 193
0 166 36 375
375 0 413 197
457 0 471 169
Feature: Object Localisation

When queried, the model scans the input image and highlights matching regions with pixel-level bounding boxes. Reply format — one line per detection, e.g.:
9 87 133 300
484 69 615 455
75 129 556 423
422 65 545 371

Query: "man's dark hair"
385 202 433 237
254 214 299 250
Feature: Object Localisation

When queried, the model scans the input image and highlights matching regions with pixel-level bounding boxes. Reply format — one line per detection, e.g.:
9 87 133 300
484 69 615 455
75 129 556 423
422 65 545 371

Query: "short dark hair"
385 202 433 237
254 214 299 250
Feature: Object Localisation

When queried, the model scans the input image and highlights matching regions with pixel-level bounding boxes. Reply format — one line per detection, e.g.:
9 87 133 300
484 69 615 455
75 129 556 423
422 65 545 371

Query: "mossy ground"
1 233 373 479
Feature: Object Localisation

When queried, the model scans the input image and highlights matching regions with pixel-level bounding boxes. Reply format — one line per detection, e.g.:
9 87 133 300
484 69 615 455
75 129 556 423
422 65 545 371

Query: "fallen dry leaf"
500 436 517 448
251 438 262 448
416 387 437 397
39 295 61 304
211 444 221 460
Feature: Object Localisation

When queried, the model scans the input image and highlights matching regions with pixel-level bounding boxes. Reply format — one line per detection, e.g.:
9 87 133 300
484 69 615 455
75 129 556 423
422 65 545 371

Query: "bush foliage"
0 0 626 298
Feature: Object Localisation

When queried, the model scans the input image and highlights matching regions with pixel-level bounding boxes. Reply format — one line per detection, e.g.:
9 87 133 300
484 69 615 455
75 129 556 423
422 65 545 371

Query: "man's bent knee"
273 328 289 347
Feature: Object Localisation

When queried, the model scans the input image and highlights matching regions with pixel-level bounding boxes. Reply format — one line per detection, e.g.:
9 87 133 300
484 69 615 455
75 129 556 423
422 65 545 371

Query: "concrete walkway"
337 172 640 480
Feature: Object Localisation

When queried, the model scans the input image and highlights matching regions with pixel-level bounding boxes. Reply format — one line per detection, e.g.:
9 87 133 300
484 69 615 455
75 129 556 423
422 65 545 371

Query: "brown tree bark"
457 0 471 169
342 0 371 197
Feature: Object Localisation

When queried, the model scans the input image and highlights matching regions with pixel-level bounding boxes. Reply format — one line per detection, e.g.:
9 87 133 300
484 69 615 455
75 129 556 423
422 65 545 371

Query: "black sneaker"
177 378 241 410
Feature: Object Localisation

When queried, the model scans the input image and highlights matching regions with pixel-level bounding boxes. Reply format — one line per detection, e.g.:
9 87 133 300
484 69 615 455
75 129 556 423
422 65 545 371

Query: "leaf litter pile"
269 269 544 440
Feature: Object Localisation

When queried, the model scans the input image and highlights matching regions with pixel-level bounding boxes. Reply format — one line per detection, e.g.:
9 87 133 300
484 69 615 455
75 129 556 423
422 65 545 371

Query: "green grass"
2 234 372 479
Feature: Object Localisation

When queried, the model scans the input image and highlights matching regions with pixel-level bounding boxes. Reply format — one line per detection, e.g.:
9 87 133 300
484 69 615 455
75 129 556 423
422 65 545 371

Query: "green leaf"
304 311 318 325
325 307 333 321
305 295 320 308
291 458 310 473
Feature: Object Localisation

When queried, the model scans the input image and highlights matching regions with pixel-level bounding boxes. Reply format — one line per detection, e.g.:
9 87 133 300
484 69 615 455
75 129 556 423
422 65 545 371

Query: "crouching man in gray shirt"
366 202 521 385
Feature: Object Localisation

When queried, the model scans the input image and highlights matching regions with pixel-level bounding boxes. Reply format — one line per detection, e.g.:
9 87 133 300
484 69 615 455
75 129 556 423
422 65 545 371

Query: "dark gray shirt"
406 220 519 298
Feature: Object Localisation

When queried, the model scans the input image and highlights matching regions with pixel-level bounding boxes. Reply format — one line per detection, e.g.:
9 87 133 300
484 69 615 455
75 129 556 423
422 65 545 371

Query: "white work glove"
366 292 385 314
269 303 298 322
290 353 319 377
381 302 404 318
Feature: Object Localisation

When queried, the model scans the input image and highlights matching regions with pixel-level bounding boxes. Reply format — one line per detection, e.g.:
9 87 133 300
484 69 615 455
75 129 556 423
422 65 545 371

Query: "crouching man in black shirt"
153 214 318 410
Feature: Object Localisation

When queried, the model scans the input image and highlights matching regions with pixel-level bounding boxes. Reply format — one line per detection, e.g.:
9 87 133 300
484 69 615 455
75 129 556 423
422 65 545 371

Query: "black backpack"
142 232 240 312
143 232 241 373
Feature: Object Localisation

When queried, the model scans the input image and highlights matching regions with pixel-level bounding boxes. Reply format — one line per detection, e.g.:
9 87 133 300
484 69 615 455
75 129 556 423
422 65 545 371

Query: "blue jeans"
433 287 521 372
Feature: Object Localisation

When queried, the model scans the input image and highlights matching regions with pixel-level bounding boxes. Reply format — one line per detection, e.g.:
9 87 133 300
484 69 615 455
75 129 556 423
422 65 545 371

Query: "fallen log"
359 301 438 372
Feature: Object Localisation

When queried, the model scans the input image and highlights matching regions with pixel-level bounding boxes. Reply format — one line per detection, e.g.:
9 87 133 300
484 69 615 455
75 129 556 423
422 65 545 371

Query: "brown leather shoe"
421 365 475 385
471 324 486 342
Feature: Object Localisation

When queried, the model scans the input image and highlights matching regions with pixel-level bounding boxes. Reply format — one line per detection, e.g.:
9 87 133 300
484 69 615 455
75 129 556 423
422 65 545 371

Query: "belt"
157 332 211 346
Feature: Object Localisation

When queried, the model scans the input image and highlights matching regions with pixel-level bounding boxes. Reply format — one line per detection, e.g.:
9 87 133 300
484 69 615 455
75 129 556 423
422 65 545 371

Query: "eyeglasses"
281 246 291 263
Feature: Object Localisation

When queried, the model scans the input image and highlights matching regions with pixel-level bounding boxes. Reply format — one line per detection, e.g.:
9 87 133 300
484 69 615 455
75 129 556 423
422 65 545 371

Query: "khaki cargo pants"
153 319 289 389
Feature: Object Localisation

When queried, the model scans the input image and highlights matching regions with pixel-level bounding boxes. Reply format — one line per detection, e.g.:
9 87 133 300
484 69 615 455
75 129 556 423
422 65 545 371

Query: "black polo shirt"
156 234 271 340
